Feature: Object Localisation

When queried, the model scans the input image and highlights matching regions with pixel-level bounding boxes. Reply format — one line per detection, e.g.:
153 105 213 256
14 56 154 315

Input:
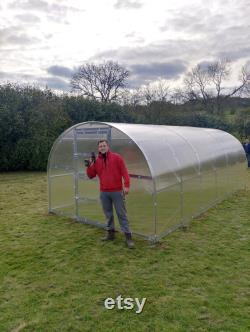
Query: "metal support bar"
73 128 79 218
180 176 184 226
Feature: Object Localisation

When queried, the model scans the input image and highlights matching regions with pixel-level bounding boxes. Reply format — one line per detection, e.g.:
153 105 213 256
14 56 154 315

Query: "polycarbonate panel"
109 124 201 183
78 176 99 199
226 162 246 193
78 199 106 225
76 139 99 154
235 161 248 189
200 171 217 209
126 177 155 237
182 176 202 225
109 123 244 170
156 129 199 181
110 128 152 178
169 127 216 172
204 128 247 197
50 174 75 216
215 167 230 198
73 124 111 165
155 183 182 236
106 124 196 178
49 138 74 173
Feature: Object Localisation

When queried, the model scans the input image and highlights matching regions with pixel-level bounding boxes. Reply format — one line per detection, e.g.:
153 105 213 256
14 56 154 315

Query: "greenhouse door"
73 125 111 227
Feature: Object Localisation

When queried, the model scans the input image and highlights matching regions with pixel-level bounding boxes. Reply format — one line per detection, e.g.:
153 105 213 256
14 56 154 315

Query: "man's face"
98 141 109 154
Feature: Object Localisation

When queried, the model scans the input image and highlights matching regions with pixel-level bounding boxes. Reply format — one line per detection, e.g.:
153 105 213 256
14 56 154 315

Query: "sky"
0 0 250 92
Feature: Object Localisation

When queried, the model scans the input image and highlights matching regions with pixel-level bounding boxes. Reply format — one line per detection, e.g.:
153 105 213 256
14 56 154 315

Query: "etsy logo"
104 295 147 314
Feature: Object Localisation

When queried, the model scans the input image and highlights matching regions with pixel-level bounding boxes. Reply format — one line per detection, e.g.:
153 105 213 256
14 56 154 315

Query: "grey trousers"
100 191 131 234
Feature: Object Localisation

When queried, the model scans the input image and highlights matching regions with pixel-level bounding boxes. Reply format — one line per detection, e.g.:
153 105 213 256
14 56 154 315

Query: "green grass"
0 171 250 332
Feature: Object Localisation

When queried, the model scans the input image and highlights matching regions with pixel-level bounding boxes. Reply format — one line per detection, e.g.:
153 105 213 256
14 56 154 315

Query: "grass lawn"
0 171 250 332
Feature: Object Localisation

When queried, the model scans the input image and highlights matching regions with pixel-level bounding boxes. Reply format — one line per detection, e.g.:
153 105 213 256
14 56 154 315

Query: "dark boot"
101 229 115 241
124 233 135 249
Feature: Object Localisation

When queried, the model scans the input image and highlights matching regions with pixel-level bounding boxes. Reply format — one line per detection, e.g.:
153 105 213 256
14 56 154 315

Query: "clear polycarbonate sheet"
203 129 228 190
77 199 106 226
78 176 99 199
157 128 199 181
168 126 216 172
233 162 247 189
48 121 248 241
227 162 247 194
181 175 203 225
110 128 152 179
155 183 182 237
125 177 155 237
50 174 75 216
108 124 200 186
200 171 217 209
205 129 247 197
49 138 74 174
108 127 155 236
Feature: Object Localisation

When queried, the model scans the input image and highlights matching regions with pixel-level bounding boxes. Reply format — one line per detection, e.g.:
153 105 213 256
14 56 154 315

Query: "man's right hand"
84 159 94 167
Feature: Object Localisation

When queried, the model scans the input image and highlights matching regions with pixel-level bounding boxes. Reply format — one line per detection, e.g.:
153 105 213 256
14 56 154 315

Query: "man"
86 140 135 249
243 139 250 168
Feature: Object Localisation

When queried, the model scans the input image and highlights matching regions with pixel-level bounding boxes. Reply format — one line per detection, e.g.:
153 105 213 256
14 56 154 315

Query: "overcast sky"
0 0 250 92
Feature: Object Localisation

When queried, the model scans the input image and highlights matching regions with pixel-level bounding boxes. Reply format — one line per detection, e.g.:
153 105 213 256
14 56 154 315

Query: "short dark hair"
97 139 109 146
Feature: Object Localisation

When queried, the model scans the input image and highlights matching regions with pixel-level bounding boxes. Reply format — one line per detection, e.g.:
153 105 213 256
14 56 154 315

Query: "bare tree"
171 87 187 105
208 59 230 95
140 80 170 105
184 64 211 108
208 60 250 110
118 88 142 107
155 80 170 102
184 59 250 112
226 64 250 97
71 61 129 102
208 59 231 112
140 85 155 105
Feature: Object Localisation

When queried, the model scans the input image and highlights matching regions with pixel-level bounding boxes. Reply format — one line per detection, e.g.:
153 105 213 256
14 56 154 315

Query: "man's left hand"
123 187 129 195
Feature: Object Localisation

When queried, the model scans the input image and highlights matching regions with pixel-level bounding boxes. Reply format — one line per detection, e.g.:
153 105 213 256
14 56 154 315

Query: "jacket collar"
99 150 110 158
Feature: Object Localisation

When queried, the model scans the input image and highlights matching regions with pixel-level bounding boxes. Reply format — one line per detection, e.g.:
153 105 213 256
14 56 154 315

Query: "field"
0 172 250 332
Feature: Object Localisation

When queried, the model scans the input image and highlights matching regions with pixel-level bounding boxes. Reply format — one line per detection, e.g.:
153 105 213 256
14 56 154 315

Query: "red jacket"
86 150 130 192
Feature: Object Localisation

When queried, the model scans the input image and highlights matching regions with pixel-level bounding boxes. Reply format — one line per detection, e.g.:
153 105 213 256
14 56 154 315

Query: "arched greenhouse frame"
47 121 248 241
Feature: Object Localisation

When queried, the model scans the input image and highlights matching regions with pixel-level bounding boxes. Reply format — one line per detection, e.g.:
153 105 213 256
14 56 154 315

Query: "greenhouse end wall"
47 122 248 241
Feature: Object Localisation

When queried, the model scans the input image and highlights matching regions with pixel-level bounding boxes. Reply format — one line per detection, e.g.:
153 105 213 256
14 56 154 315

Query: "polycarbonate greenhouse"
47 121 248 241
